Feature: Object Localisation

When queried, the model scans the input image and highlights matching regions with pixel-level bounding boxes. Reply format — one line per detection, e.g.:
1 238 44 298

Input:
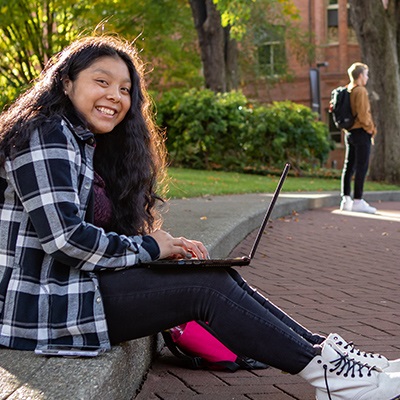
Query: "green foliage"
246 101 334 171
0 0 100 110
213 0 300 41
0 0 86 109
156 89 334 173
213 0 254 40
156 89 250 169
87 0 201 90
0 0 312 112
238 0 314 82
0 0 201 111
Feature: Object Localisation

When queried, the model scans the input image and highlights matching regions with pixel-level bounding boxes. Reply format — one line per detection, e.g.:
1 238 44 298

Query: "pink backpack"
162 321 268 371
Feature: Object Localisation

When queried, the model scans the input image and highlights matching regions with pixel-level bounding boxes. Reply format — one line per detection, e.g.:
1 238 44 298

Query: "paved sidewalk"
135 201 400 400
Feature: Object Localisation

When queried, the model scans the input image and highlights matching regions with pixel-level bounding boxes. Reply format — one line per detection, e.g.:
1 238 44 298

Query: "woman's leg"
225 268 325 345
98 266 317 374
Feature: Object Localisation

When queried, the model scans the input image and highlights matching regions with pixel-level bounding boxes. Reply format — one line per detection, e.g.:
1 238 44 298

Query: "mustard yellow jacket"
349 85 377 135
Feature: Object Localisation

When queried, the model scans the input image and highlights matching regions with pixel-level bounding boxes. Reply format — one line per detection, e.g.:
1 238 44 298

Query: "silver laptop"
143 163 290 268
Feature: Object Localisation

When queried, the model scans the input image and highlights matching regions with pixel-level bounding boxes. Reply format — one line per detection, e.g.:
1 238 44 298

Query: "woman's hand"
149 230 209 260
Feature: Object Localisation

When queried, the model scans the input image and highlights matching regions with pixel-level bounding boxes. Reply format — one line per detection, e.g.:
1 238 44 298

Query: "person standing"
340 62 377 213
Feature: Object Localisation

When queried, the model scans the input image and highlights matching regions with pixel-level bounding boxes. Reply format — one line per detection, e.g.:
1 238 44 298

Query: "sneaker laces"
323 348 378 400
339 339 383 361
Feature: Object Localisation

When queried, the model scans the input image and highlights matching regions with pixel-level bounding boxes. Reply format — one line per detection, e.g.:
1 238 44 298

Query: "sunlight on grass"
166 168 400 199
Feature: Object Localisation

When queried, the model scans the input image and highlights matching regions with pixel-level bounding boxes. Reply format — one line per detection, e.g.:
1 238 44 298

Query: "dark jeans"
98 267 324 374
341 128 372 199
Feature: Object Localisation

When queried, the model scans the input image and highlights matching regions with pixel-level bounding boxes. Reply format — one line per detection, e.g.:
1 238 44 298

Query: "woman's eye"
121 87 131 94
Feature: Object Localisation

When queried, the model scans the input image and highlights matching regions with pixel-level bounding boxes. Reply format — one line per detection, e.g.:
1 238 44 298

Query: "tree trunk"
349 0 400 183
224 26 239 91
189 0 238 92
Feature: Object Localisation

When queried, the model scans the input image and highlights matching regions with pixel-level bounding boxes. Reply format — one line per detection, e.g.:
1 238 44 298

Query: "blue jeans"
98 267 323 374
341 128 372 199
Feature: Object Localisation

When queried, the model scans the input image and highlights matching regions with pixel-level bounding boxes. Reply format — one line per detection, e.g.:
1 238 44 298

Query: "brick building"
243 0 362 168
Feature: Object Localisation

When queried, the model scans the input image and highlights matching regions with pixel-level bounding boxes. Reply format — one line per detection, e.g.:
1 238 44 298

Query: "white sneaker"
340 196 353 211
327 333 400 373
298 340 400 400
352 199 377 214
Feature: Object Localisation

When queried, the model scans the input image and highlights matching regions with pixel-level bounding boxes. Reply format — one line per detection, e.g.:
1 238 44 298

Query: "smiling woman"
63 57 132 134
0 34 211 353
1 35 400 400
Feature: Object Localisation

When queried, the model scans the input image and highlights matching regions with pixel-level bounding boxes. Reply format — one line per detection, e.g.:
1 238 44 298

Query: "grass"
166 167 400 199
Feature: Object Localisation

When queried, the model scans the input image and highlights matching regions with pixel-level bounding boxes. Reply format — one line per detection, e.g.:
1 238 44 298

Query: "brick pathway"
134 202 400 400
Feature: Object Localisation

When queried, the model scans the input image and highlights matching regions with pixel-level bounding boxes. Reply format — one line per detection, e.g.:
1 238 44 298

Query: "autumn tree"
90 0 200 90
0 0 84 105
0 0 200 109
349 0 400 183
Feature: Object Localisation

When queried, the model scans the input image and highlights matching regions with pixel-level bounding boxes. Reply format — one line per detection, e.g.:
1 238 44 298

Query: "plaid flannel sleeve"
5 121 159 272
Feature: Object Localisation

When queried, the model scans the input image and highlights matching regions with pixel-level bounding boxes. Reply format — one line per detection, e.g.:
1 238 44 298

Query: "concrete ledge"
1 191 399 399
0 336 159 400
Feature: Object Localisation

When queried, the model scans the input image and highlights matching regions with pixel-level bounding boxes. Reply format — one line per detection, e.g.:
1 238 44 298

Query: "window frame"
255 25 287 78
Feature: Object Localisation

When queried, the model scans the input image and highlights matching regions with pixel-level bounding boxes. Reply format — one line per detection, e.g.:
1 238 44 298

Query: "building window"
258 42 286 76
327 1 339 43
327 1 357 44
256 26 286 77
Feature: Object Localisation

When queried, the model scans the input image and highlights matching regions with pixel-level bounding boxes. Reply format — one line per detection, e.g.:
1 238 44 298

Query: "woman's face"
64 56 132 134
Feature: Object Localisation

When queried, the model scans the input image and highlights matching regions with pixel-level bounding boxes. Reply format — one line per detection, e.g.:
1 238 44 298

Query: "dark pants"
341 128 372 199
98 267 323 374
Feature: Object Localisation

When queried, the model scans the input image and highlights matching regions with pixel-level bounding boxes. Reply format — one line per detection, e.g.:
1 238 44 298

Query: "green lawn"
166 168 400 199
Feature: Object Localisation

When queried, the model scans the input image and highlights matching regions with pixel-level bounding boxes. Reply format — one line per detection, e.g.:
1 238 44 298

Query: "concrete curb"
1 191 399 399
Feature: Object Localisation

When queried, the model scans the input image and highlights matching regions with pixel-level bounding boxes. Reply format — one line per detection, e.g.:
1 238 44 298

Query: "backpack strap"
236 356 269 370
162 330 242 371
161 330 203 369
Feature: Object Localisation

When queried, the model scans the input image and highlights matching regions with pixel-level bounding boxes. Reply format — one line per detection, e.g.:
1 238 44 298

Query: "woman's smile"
64 56 132 134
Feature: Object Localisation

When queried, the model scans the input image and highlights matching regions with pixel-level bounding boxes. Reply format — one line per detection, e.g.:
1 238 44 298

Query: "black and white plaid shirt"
0 117 159 350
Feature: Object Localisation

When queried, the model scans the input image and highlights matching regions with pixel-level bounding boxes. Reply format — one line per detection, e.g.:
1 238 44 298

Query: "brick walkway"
135 202 400 400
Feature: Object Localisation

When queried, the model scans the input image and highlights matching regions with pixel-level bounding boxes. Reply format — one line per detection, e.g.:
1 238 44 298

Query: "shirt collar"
63 109 94 143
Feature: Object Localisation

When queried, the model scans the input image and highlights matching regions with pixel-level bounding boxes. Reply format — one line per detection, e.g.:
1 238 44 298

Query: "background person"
340 62 377 213
0 36 399 400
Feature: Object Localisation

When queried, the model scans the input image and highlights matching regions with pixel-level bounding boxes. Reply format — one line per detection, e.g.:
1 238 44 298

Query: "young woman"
340 62 377 214
0 35 399 400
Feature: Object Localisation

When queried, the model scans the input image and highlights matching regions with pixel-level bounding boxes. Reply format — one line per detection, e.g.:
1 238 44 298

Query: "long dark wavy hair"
0 35 167 235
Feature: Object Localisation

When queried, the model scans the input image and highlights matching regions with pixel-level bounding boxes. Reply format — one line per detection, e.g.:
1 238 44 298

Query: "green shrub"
155 89 334 172
156 88 250 169
246 101 334 171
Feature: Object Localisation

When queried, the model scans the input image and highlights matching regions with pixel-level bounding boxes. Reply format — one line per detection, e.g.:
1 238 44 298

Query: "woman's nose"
106 86 121 102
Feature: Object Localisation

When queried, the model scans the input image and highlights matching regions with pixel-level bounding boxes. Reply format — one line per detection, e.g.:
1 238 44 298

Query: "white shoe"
340 196 353 211
298 339 400 400
327 333 400 373
352 199 377 214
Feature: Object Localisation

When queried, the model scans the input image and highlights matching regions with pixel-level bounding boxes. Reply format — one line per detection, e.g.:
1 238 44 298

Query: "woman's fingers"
172 237 209 260
179 238 210 260
149 230 209 260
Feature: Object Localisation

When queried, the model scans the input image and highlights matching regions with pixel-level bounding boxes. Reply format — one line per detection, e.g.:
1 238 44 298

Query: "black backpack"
329 86 355 130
